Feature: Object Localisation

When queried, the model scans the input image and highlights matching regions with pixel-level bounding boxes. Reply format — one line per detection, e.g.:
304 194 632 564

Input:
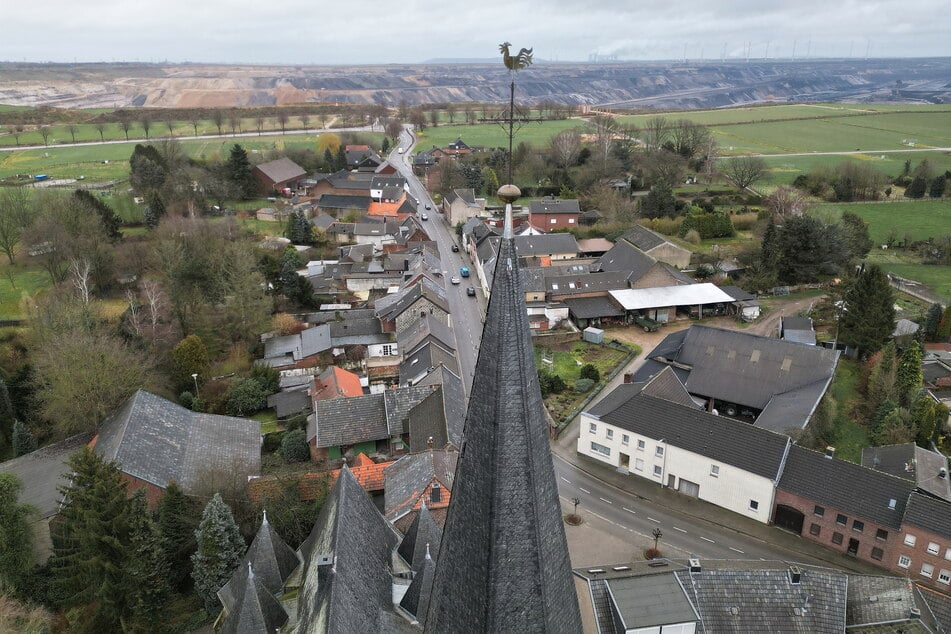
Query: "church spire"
426 189 582 632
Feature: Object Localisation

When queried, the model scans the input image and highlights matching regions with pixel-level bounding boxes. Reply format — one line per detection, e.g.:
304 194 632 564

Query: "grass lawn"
761 151 951 187
413 119 584 150
534 340 633 424
812 200 951 244
827 359 869 464
0 264 52 319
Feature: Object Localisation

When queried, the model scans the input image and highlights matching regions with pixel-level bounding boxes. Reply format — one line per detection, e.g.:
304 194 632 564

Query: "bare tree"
318 112 328 129
397 99 409 120
0 188 31 264
94 122 106 142
766 185 811 220
255 115 265 135
139 114 152 140
588 115 618 175
428 109 440 128
12 124 24 146
39 126 51 146
646 149 687 187
300 114 310 131
384 118 404 140
641 116 669 153
211 110 224 135
464 106 476 124
164 116 175 137
69 258 93 307
66 124 78 144
723 155 769 190
141 278 166 332
188 115 201 136
277 112 289 134
445 103 456 124
126 288 142 337
670 120 711 160
550 129 581 169
228 114 241 135
118 120 132 141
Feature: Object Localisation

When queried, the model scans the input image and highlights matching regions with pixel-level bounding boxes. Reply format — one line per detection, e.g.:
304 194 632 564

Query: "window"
945 548 951 561
430 483 441 504
382 344 394 356
590 442 611 457
898 555 912 569
622 434 629 445
876 529 888 541
634 458 644 471
832 532 844 545
922 563 935 578
836 514 848 526
809 523 821 536
749 500 760 511
589 422 597 433
550 218 557 224
710 465 720 478
871 547 884 561
606 429 614 440
653 465 663 477
852 520 864 533
655 446 664 457
928 542 941 556
637 439 645 451
904 534 917 547
814 505 825 517
568 218 575 224
939 570 951 585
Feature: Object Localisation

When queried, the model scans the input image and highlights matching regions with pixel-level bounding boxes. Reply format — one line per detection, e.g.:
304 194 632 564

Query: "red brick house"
384 448 458 532
252 157 306 195
528 196 581 230
894 492 951 592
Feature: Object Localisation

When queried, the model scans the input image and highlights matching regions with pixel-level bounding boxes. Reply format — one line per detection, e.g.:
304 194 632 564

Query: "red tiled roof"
330 455 394 492
312 366 363 401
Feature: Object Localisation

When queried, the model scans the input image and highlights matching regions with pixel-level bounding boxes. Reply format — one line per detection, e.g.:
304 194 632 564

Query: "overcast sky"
3 0 949 65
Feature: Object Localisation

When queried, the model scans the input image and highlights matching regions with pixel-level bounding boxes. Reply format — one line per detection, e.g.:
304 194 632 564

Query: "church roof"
400 544 436 627
398 502 442 571
425 205 582 631
218 564 288 634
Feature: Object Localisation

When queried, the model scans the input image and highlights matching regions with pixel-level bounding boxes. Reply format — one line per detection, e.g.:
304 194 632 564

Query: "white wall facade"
577 413 775 523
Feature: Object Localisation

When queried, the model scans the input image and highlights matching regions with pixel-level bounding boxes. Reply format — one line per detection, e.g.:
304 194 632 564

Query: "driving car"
451 276 461 285
451 244 460 252
398 147 404 154
466 287 476 297
421 213 429 221
425 204 432 210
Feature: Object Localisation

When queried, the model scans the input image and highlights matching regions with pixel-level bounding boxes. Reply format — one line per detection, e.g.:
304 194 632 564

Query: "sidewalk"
551 350 887 576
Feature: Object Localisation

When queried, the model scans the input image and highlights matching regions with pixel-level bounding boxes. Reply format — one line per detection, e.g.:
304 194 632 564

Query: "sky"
2 0 949 65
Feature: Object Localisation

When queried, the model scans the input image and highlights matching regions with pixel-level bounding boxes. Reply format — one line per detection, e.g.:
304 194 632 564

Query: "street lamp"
191 373 199 395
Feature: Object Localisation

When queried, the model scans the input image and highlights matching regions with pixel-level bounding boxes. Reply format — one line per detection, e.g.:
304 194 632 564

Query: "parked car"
421 213 429 221
398 147 404 154
466 287 476 297
632 314 661 332
451 276 461 285
460 267 470 278
425 204 431 210
451 244 460 252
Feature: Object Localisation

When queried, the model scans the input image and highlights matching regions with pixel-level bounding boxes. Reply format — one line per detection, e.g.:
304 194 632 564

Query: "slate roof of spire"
218 512 301 613
218 563 288 634
400 544 436 627
398 502 442 571
296 466 401 632
425 204 582 632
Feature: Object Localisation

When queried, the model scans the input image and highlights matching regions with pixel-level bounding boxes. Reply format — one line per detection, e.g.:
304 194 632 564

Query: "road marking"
700 536 715 543
578 487 591 494
622 508 637 515
599 497 613 504
647 517 661 523
589 511 614 525
673 526 687 533
619 525 628 530
729 547 745 554
560 477 571 484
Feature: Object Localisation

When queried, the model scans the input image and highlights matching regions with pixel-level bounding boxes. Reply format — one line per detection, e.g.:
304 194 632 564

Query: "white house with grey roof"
579 367 791 523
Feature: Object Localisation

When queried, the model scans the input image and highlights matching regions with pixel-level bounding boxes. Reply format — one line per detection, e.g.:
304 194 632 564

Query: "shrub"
225 377 268 416
179 391 195 409
574 378 595 393
683 229 701 244
263 431 286 453
731 212 759 231
579 364 600 382
280 429 310 463
645 547 662 560
679 210 735 239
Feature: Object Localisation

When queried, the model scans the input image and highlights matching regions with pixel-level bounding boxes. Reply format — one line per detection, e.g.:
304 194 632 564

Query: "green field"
413 119 585 150
813 200 951 243
761 151 951 186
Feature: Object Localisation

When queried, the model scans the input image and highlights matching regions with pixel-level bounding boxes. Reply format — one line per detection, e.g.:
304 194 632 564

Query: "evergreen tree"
838 264 895 358
774 216 848 284
381 137 390 154
759 221 781 275
938 305 951 342
931 174 947 198
335 145 348 172
191 493 245 612
896 342 923 408
874 407 914 445
12 419 36 456
157 481 200 592
839 212 873 262
143 189 166 229
482 166 500 196
0 473 34 591
865 342 898 418
124 490 169 629
923 303 944 342
0 376 13 446
51 448 133 631
912 395 947 446
323 148 334 171
905 174 928 198
73 190 122 240
225 144 257 200
640 181 677 219
170 335 211 394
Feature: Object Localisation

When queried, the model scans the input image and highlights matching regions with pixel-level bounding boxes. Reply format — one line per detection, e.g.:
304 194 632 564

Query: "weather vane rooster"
499 42 534 72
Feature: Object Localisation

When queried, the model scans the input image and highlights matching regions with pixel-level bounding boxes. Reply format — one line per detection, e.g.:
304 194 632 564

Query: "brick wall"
895 525 951 592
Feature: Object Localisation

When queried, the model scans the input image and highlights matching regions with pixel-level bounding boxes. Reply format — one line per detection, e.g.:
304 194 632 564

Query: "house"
631 325 840 434
384 448 458 532
781 316 817 345
252 157 306 194
316 193 373 218
528 196 581 230
0 432 95 562
720 285 761 321
397 313 458 386
576 559 937 633
619 224 692 269
344 144 383 169
893 318 921 347
374 277 450 335
311 365 364 404
609 283 738 324
260 323 332 369
92 390 262 505
369 175 408 202
862 443 951 502
576 237 614 258
443 188 485 226
578 368 791 523
895 491 951 592
306 383 448 461
599 238 694 291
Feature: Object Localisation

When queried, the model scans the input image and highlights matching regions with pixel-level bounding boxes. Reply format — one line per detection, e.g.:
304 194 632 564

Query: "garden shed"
583 327 604 344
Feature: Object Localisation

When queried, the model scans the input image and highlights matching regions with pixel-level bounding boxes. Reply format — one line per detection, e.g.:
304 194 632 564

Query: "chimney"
940 467 948 479
824 447 836 459
788 565 802 585
911 608 921 619
689 558 702 573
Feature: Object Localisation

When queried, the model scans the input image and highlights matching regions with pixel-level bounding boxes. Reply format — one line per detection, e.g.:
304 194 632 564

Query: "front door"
667 474 676 488
618 452 630 474
848 538 860 556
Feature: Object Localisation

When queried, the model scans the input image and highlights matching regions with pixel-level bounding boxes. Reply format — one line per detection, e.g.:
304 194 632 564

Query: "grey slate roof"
564 296 626 319
399 546 436 626
546 271 630 296
642 325 840 432
778 445 916 530
426 212 582 631
598 239 658 281
719 285 757 302
375 281 450 322
266 388 311 418
621 224 668 251
397 313 455 357
218 565 288 634
318 193 373 211
385 450 458 522
254 157 306 185
529 197 581 215
219 513 301 613
903 491 951 538
328 317 382 339
596 386 790 481
862 443 951 501
0 432 94 519
846 575 921 628
415 365 466 447
605 574 698 629
94 391 260 494
400 342 459 386
296 467 401 633
782 316 817 345
397 502 442 570
674 567 848 633
262 324 331 365
513 232 581 257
